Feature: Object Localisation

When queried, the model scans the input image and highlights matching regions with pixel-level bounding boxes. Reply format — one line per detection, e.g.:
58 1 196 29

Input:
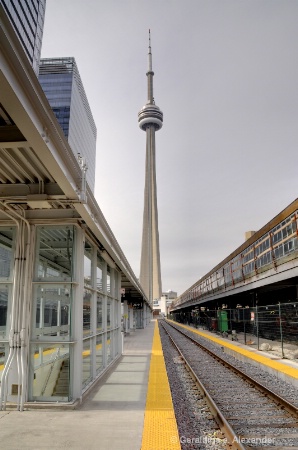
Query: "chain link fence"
171 302 298 359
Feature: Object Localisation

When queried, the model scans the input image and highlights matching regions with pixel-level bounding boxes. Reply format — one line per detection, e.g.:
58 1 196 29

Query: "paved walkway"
0 321 155 450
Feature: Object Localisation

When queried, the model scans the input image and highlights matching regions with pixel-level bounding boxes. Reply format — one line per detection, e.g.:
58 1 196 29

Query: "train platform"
0 320 181 450
2 319 297 450
172 320 298 388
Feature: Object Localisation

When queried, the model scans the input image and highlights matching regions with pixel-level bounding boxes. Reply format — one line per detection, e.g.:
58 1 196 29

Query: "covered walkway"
0 322 155 450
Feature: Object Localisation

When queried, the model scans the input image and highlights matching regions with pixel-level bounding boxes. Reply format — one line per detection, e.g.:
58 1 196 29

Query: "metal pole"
278 302 284 358
256 303 259 350
243 309 246 345
230 309 232 337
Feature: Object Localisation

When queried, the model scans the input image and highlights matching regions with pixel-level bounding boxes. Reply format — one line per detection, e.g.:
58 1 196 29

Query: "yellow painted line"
168 320 298 380
141 321 181 450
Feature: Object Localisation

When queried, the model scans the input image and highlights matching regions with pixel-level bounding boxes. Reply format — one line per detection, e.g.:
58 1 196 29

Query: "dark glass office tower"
0 0 46 75
39 57 97 192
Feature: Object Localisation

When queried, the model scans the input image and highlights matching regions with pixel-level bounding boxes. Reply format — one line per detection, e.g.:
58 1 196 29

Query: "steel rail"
160 321 246 450
166 320 298 418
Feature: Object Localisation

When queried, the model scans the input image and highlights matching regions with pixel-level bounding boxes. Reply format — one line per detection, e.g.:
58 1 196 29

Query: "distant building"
39 57 97 192
163 290 178 300
153 290 177 315
245 230 256 241
0 0 46 75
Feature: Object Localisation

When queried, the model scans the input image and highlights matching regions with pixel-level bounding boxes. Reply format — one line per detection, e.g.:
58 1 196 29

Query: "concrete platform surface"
0 321 155 450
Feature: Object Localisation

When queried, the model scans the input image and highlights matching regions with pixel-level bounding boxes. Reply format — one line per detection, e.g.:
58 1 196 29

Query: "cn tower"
138 30 163 303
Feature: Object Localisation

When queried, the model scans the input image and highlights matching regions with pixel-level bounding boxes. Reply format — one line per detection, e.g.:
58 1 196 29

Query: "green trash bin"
217 310 228 332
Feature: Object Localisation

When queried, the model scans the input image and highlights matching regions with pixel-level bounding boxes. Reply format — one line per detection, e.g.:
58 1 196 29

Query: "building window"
95 334 103 374
35 226 75 282
106 331 112 365
97 295 103 332
96 254 103 291
30 343 70 401
107 298 111 329
107 266 111 294
30 225 75 401
83 288 92 337
0 228 14 279
82 338 92 388
84 239 92 286
32 285 72 340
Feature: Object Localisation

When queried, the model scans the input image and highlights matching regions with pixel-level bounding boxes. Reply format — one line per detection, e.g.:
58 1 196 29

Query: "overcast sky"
41 0 298 296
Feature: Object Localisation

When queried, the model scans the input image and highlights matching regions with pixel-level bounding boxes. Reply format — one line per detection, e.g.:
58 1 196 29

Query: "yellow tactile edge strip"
141 321 181 450
168 320 298 380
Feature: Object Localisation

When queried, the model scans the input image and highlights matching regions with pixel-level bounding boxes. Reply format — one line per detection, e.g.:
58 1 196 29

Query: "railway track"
160 320 298 449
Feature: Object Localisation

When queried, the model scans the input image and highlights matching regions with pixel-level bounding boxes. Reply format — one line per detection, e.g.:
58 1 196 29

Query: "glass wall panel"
33 285 71 340
114 271 118 298
30 343 70 400
96 253 103 291
114 300 119 328
107 299 111 329
84 240 92 287
35 226 75 282
82 338 92 388
106 331 112 365
97 294 103 332
0 228 14 280
114 330 119 357
107 266 111 294
0 342 8 379
0 286 9 338
83 289 92 337
95 334 103 374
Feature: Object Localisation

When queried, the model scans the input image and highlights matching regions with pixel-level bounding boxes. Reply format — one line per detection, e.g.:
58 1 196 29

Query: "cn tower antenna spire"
148 29 152 72
138 31 163 305
146 29 154 104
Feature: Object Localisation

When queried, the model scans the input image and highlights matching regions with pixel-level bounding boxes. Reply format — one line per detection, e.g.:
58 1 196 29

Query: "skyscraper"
138 31 163 303
0 0 46 75
39 57 97 192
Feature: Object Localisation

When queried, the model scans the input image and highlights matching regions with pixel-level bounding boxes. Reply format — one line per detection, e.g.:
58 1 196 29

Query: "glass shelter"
0 223 121 404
